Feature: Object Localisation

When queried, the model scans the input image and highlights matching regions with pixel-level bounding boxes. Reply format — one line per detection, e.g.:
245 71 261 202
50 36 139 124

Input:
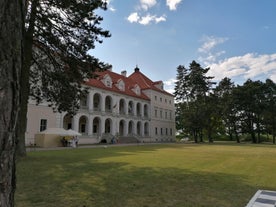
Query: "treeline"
174 60 276 143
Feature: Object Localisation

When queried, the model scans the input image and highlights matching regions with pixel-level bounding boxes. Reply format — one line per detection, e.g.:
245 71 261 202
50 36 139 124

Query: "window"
106 80 112 87
155 109 158 117
155 127 158 135
103 74 112 88
160 110 163 118
155 96 157 101
118 79 125 91
40 119 47 132
160 128 163 135
133 84 140 95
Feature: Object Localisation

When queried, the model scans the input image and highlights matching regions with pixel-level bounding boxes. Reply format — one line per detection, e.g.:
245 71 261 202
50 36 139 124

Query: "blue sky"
92 0 276 93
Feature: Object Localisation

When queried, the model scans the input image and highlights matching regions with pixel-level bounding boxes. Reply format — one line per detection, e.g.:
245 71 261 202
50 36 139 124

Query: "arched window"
105 96 112 112
144 104 149 117
119 120 125 136
119 99 126 114
144 122 149 136
79 116 88 134
128 101 134 115
63 114 72 129
93 117 101 135
93 93 101 111
105 118 112 133
136 103 141 117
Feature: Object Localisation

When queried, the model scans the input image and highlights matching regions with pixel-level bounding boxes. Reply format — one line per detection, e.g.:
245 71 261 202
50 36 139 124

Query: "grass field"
15 143 276 207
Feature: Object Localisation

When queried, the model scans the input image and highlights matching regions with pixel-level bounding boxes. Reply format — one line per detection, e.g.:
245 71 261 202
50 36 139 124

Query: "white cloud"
127 12 166 25
139 14 155 25
164 78 176 94
270 72 276 82
108 6 116 12
166 0 182 10
104 0 116 12
198 36 228 53
207 53 276 82
139 14 166 25
197 36 276 83
140 0 157 11
127 12 140 23
198 35 229 66
155 15 166 23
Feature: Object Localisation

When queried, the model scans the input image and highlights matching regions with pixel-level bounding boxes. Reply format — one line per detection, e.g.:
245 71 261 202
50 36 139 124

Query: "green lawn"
15 143 276 207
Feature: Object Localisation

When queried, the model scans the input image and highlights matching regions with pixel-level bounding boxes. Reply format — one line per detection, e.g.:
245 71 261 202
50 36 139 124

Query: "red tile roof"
128 67 173 96
84 67 173 100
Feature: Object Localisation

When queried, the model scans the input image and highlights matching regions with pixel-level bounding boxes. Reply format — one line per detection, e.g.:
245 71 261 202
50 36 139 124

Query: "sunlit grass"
15 143 276 207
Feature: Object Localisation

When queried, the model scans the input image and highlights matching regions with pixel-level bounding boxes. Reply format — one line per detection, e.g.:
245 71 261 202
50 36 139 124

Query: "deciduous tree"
0 0 24 205
17 0 110 156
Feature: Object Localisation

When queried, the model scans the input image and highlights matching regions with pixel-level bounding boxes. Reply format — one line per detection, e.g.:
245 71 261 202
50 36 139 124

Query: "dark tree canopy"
174 60 215 142
26 0 111 113
17 0 111 156
174 60 276 144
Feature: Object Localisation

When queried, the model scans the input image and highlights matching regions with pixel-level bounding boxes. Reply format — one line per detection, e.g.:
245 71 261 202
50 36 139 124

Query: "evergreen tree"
186 60 214 100
262 79 276 143
174 60 215 142
233 80 266 143
214 77 239 142
17 0 111 156
174 65 189 102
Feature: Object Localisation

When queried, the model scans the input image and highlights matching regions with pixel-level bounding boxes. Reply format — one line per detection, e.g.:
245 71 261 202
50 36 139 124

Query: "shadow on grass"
16 146 260 207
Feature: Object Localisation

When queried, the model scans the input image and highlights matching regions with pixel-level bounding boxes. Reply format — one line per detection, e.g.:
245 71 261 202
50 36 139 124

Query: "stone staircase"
118 136 140 144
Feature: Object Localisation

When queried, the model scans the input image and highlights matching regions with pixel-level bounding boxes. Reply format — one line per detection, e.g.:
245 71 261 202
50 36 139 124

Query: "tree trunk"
0 0 23 206
199 130 203 142
234 125 240 143
193 130 198 143
16 0 38 157
228 126 233 141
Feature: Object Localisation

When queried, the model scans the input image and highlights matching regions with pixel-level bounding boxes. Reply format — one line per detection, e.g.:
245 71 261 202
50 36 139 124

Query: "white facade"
25 68 175 145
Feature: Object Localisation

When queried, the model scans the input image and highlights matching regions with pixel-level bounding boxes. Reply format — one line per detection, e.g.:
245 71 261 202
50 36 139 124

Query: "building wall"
26 101 58 144
147 90 175 142
26 73 176 145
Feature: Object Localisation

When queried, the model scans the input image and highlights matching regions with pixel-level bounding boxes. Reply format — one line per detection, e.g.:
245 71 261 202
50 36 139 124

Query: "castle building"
26 67 175 145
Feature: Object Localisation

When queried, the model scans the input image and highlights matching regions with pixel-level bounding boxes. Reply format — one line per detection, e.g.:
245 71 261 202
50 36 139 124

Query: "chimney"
134 65 140 72
121 70 127 77
107 66 112 72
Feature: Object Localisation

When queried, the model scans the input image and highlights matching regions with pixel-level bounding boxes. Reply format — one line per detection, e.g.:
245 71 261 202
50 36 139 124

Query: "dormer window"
106 79 112 87
136 86 140 95
102 74 112 88
132 84 140 95
118 79 125 91
154 81 164 90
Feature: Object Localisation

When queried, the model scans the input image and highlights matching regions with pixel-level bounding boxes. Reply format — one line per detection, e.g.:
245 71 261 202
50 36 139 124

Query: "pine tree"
174 65 189 102
174 60 215 142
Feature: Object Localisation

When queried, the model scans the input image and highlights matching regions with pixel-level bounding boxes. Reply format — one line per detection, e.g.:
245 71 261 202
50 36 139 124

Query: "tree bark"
0 0 23 206
16 0 38 157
